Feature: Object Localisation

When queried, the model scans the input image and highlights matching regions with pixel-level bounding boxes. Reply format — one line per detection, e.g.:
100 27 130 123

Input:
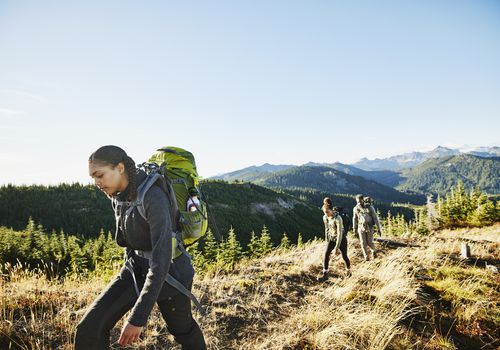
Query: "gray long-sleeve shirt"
323 213 344 250
113 169 193 326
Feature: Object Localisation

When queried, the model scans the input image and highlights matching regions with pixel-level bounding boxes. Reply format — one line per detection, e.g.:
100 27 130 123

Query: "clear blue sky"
1 0 499 185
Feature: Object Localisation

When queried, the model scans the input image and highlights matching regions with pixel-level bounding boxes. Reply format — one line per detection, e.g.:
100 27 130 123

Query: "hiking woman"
75 145 206 349
318 197 351 281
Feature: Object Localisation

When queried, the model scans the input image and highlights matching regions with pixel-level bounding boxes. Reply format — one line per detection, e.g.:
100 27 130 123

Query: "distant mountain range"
397 154 500 196
467 146 500 159
302 162 403 187
212 163 295 183
210 146 500 198
211 162 403 188
353 146 499 171
253 166 425 204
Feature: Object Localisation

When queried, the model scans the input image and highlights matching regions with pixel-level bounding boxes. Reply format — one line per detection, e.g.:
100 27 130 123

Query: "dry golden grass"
1 224 499 349
437 223 500 243
246 250 419 350
0 264 107 349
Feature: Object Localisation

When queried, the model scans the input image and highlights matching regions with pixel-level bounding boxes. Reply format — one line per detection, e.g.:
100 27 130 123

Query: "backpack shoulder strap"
135 171 181 231
369 205 377 216
135 172 163 220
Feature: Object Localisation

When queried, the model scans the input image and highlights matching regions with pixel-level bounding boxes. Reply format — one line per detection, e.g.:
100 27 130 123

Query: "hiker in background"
352 194 383 261
75 145 206 349
317 197 351 281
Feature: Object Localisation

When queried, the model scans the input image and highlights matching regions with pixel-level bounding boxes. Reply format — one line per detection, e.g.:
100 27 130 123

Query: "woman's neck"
117 176 129 192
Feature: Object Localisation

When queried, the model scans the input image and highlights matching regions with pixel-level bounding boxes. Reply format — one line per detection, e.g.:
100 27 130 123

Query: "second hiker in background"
352 194 383 261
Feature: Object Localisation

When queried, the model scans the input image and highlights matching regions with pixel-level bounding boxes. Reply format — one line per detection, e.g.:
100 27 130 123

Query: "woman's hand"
118 322 144 346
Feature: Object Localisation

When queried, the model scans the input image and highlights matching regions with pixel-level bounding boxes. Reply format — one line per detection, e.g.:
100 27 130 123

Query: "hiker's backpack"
136 147 209 249
116 147 208 316
338 209 352 235
334 207 352 235
357 205 373 231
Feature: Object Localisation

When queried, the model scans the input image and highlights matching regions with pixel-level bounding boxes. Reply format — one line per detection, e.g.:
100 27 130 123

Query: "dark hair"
88 145 137 200
323 197 333 210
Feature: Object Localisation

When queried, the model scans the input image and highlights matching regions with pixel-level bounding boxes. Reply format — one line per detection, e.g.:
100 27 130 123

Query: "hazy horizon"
1 142 497 186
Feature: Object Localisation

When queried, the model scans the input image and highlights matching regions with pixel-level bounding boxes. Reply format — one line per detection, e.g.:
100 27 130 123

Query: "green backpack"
137 146 209 248
125 147 208 315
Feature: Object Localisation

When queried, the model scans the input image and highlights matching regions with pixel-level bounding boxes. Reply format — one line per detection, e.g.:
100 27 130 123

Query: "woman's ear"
117 162 125 175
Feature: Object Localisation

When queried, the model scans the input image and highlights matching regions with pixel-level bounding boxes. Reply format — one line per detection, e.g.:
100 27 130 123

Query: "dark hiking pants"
323 237 350 271
74 267 206 350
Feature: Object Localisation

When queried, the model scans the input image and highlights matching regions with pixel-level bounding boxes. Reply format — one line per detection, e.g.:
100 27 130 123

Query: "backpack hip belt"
129 240 205 316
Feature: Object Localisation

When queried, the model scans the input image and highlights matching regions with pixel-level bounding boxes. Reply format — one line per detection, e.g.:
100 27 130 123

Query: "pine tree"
468 191 496 227
217 227 242 270
414 208 429 235
435 182 497 229
202 229 218 263
247 231 260 258
26 216 36 233
67 235 88 273
297 232 303 249
279 232 291 250
396 213 406 236
385 211 393 236
259 225 273 256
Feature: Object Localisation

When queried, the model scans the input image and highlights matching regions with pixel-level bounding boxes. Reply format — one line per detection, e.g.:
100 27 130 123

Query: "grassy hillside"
1 224 498 349
202 180 323 246
397 154 500 196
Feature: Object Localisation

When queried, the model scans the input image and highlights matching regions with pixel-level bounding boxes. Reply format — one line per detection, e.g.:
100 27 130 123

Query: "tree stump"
461 243 471 259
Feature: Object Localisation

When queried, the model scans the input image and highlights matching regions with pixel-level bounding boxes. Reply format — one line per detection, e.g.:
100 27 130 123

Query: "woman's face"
88 161 127 196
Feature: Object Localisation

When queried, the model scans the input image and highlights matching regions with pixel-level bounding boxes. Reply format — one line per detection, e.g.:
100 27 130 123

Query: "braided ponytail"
123 156 137 200
89 145 137 200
